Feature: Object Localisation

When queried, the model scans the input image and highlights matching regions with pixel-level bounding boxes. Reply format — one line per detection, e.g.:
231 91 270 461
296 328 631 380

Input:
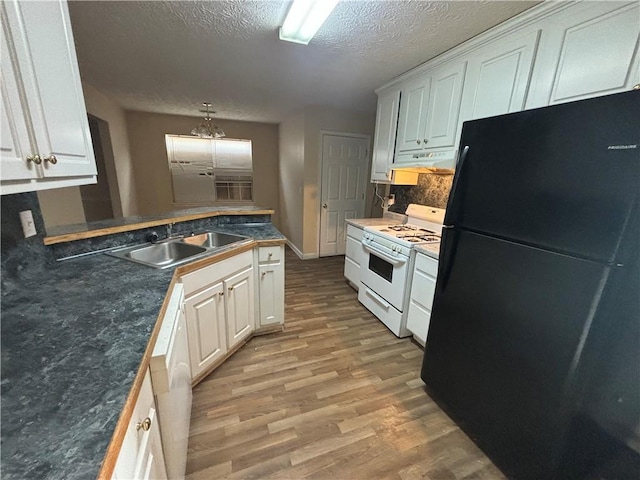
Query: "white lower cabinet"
344 224 365 288
150 285 192 480
225 266 255 349
182 250 254 379
406 252 439 346
256 245 285 328
112 369 167 480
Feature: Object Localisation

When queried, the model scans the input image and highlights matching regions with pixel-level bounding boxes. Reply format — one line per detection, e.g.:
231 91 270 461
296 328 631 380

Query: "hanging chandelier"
190 102 225 139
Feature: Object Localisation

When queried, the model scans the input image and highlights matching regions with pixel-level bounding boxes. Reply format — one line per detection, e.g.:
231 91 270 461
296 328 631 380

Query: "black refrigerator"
421 91 640 479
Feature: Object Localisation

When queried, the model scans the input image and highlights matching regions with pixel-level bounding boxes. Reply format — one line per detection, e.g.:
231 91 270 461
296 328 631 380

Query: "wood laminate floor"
186 248 505 480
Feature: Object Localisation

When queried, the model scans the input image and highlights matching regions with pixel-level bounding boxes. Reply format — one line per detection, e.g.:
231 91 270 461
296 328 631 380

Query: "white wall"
82 83 137 217
37 187 86 228
278 111 305 252
279 106 376 258
302 106 376 256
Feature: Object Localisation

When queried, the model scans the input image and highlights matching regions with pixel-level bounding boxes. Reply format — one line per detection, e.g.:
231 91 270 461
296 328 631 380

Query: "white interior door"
319 134 369 257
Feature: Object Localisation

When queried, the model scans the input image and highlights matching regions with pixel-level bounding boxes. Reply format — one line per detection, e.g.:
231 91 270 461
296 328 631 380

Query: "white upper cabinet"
371 1 639 174
527 2 640 108
459 30 540 123
370 88 400 182
1 0 96 194
396 76 431 153
424 61 467 149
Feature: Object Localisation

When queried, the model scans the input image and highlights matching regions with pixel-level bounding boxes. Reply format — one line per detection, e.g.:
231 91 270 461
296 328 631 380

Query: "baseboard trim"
286 240 319 260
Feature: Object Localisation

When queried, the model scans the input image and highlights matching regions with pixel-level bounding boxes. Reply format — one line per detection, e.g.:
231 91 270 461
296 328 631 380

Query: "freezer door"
422 229 611 479
445 90 639 263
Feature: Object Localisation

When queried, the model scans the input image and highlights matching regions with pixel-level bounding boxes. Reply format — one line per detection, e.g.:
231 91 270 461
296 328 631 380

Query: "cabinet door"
406 254 438 345
0 18 40 182
532 2 640 107
459 29 540 123
184 281 227 377
258 263 284 327
225 267 255 349
4 0 96 178
371 89 400 182
112 370 167 480
396 76 431 153
424 61 467 149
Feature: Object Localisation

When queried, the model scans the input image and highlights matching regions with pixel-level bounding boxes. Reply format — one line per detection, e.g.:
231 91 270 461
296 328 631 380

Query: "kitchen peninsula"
0 195 285 480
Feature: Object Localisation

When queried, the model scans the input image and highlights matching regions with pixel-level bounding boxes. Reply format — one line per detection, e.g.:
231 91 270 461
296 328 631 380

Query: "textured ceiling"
68 1 540 124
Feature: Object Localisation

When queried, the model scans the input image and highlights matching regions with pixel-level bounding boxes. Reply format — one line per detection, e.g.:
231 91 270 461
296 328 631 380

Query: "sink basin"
181 231 249 249
106 231 250 269
108 241 207 269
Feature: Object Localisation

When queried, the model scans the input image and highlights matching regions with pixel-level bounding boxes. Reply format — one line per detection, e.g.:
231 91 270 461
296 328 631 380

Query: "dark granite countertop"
1 222 285 480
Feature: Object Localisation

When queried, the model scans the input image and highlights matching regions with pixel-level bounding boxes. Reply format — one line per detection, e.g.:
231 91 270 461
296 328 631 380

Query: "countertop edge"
96 237 283 479
43 209 276 246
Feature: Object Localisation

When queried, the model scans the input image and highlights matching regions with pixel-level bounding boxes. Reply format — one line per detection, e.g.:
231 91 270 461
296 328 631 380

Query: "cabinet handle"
136 417 151 431
44 154 58 165
416 139 421 145
26 154 42 165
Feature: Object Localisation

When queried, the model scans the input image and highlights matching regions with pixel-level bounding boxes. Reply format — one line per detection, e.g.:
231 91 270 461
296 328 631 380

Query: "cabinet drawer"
415 252 438 276
182 250 253 296
346 224 363 240
344 256 360 286
407 299 432 346
258 245 282 263
345 235 362 264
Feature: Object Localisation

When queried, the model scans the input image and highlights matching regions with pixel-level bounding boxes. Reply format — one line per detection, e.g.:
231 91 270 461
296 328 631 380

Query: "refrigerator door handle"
444 145 470 226
438 227 458 291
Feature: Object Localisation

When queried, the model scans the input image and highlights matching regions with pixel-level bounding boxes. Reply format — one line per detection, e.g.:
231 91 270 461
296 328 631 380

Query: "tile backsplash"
389 172 454 214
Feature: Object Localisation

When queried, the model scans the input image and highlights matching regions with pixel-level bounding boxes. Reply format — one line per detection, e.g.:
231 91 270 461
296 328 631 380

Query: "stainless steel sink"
108 241 207 268
180 231 249 249
106 230 250 269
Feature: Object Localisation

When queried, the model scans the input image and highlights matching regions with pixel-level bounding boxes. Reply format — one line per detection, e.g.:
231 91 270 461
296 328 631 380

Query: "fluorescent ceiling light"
279 0 339 45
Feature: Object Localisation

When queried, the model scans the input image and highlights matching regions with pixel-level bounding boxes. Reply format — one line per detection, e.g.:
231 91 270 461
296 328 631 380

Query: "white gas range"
358 204 445 337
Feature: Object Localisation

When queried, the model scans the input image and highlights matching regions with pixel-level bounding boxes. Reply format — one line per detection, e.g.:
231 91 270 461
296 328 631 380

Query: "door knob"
322 203 328 209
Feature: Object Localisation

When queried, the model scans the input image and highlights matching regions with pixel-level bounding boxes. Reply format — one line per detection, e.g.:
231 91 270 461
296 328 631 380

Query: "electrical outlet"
19 210 36 238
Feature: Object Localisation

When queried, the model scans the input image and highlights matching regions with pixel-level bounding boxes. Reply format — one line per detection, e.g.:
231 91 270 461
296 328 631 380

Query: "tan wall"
126 111 280 227
83 83 137 217
278 111 305 252
302 106 376 256
37 187 86 228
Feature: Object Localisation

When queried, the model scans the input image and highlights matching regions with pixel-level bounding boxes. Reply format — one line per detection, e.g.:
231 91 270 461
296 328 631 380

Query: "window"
165 135 253 204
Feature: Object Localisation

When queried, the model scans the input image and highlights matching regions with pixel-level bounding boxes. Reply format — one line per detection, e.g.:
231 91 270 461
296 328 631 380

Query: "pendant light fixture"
190 102 225 139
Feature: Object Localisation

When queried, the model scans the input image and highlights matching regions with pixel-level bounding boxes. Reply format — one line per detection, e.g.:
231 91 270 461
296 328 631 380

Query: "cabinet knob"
26 154 42 165
44 154 58 165
136 417 151 432
416 139 421 145
218 291 224 297
261 271 266 277
268 252 273 258
228 286 234 292
633 84 640 90
423 138 428 144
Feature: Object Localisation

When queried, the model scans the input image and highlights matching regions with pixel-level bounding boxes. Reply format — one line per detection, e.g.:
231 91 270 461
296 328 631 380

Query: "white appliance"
150 284 192 479
358 204 445 337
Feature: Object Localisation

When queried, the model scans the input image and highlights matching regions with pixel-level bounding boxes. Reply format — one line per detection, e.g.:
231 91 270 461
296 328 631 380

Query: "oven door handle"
362 243 407 265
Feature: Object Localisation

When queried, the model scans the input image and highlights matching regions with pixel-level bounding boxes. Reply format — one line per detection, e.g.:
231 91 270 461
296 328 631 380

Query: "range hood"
391 149 458 173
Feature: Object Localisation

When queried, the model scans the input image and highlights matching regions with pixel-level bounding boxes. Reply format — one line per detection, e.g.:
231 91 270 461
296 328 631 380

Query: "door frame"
317 130 371 256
